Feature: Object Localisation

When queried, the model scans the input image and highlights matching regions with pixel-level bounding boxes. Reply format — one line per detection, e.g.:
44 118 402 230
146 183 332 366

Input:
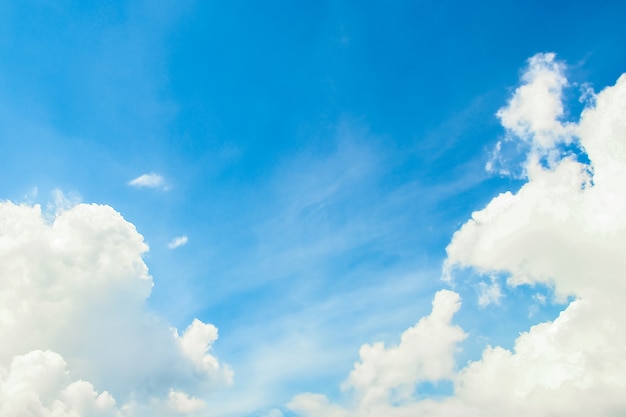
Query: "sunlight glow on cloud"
0 201 231 416
168 235 189 249
128 173 168 190
287 53 626 417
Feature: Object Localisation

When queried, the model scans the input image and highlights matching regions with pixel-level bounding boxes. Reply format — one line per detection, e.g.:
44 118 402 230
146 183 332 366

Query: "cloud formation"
487 53 576 175
287 54 626 416
3 52 624 417
0 201 231 416
497 53 573 151
168 235 189 249
128 173 167 190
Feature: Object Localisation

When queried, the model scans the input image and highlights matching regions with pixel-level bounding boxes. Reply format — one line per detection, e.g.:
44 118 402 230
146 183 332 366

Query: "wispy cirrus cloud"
168 235 188 249
127 173 168 190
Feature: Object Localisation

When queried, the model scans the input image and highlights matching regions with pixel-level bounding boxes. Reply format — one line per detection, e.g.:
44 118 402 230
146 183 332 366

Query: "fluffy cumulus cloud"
289 290 466 417
487 53 576 175
496 53 573 150
0 202 231 416
343 290 465 405
288 53 626 416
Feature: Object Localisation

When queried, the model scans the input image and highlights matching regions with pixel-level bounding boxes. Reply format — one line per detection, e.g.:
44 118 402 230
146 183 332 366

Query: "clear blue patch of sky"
451 269 571 368
416 379 455 400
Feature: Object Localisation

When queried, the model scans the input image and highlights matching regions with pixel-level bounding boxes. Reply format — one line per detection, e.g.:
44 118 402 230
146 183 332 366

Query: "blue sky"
1 1 626 416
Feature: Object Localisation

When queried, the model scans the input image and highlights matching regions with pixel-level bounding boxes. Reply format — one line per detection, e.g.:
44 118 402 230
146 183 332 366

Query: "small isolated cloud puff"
477 275 503 307
128 173 168 190
0 201 231 417
288 54 626 417
168 235 188 249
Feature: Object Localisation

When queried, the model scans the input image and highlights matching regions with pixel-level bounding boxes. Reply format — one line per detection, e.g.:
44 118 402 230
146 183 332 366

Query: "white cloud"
288 54 626 416
168 235 188 249
0 201 231 416
288 394 349 417
264 409 284 417
488 53 576 175
476 275 503 307
0 350 124 417
344 290 465 402
497 53 573 151
288 290 466 416
128 173 168 190
175 319 233 384
167 390 206 414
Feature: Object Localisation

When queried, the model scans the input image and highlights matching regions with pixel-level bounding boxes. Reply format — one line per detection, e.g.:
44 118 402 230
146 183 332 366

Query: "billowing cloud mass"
128 173 167 189
0 202 231 416
288 53 626 416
